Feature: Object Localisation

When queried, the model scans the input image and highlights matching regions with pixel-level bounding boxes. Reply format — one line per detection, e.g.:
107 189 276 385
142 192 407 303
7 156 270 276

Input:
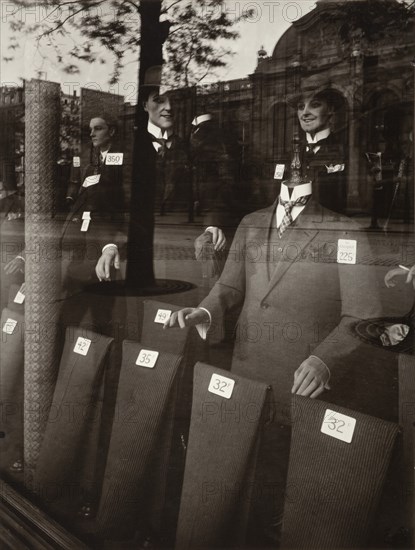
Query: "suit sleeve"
312 226 383 374
199 217 247 342
88 162 126 255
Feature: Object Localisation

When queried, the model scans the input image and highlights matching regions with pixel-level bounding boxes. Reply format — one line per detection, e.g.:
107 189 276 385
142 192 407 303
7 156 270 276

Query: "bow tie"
152 137 171 156
306 143 322 154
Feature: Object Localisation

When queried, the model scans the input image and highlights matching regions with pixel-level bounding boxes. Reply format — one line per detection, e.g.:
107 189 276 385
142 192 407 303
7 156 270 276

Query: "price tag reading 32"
337 239 356 264
154 309 172 324
73 337 91 356
321 409 356 443
136 349 159 369
208 373 235 399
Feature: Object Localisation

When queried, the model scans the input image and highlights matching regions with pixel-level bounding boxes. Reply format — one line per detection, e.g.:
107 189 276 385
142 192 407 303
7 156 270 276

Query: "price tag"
154 309 172 324
82 174 100 187
73 337 91 356
80 219 90 232
274 164 285 179
14 288 25 304
321 409 356 443
136 349 159 369
337 239 356 264
208 373 235 399
3 318 17 335
82 211 91 220
106 153 124 165
73 156 80 167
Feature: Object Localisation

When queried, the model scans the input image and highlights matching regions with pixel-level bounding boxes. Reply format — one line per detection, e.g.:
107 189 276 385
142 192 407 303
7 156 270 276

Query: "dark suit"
59 148 125 337
190 119 238 227
61 148 125 295
302 132 347 214
154 134 191 215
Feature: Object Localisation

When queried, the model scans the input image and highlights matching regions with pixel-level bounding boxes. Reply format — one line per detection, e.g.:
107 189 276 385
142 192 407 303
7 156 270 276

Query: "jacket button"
261 302 269 309
278 247 283 252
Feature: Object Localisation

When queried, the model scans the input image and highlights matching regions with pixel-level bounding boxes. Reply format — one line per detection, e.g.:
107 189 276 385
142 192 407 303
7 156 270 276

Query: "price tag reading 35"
321 409 356 443
73 337 91 356
154 309 172 324
337 239 356 264
208 373 235 399
136 349 159 369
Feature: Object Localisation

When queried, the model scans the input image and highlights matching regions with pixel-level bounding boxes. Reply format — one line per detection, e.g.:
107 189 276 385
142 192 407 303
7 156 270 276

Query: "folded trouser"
34 327 113 503
0 309 24 470
175 362 269 549
95 341 183 539
281 394 399 548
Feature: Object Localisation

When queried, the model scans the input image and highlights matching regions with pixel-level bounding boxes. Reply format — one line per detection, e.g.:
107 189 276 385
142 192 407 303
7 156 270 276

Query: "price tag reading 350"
106 153 124 165
136 349 159 369
337 239 356 264
154 309 171 324
208 373 235 399
73 337 91 356
321 409 356 443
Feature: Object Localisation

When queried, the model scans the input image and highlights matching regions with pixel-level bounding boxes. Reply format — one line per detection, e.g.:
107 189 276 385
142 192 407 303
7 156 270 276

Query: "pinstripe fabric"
398 353 415 540
141 299 192 539
95 341 183 538
0 309 24 469
281 395 399 548
34 327 113 496
175 362 269 549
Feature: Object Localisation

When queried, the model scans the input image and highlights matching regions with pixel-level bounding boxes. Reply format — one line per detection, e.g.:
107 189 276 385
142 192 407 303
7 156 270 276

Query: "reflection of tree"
6 0 250 87
6 0 251 288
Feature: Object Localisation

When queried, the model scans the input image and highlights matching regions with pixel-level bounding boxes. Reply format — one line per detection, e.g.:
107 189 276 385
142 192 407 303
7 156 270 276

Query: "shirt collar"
280 181 312 201
306 128 331 144
191 114 212 126
100 149 109 160
147 120 172 140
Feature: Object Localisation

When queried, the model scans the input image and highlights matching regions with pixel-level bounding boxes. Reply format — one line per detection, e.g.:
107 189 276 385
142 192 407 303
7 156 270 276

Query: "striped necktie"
278 194 310 238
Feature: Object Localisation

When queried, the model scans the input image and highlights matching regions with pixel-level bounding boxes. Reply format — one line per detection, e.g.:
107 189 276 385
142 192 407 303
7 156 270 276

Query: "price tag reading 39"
73 337 91 356
321 409 356 443
154 309 172 324
208 373 235 399
337 239 356 264
136 349 159 369
3 318 17 335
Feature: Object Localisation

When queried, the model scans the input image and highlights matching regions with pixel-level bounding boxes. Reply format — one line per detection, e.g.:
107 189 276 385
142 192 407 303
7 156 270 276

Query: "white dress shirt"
306 128 331 154
147 120 172 152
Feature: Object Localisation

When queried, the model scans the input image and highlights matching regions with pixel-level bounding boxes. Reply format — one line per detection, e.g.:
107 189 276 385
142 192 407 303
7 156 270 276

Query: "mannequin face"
89 117 114 151
144 91 173 131
297 97 333 137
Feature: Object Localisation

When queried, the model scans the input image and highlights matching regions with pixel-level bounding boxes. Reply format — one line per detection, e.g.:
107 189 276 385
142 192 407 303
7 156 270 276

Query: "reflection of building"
172 0 414 218
0 86 24 194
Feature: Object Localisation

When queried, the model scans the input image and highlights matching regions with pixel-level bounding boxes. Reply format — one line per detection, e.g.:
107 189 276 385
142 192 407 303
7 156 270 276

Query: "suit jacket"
61 147 125 290
200 199 382 421
301 131 347 214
